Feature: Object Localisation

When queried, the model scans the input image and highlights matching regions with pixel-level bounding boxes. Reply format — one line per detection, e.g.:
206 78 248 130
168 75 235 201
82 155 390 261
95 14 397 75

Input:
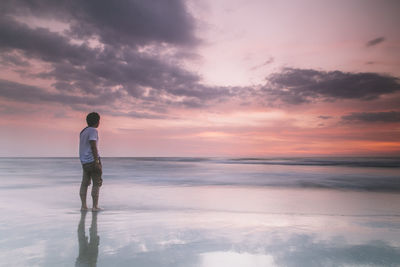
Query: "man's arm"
89 140 101 168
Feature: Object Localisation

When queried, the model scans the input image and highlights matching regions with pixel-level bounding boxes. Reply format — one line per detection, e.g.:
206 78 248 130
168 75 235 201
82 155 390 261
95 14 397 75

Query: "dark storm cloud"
341 111 400 123
263 68 400 104
0 0 197 47
0 14 199 100
104 110 168 120
1 1 400 118
68 0 197 47
0 79 191 119
0 0 234 112
0 79 120 106
0 52 30 67
38 47 231 105
366 37 385 47
0 16 96 65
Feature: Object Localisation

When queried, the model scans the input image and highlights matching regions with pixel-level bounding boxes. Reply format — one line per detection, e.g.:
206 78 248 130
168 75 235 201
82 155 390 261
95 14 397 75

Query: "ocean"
0 157 399 266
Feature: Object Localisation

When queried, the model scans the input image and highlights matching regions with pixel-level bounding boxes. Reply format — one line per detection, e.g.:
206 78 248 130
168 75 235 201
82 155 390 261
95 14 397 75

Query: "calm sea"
0 157 399 266
1 157 398 191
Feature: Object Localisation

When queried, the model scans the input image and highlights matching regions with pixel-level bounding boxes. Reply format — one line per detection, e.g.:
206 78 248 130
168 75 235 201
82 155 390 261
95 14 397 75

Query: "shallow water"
0 157 399 266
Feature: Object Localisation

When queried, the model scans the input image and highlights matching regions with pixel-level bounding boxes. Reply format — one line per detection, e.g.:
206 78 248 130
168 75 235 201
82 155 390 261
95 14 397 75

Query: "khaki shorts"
81 161 103 188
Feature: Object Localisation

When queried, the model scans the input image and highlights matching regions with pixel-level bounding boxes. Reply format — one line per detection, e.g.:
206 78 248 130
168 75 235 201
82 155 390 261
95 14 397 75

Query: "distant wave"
1 157 399 192
138 176 400 192
110 157 400 168
225 157 400 168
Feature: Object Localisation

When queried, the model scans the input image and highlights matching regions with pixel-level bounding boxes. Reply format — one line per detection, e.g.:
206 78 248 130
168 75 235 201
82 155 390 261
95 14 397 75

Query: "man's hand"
94 158 102 171
95 161 102 172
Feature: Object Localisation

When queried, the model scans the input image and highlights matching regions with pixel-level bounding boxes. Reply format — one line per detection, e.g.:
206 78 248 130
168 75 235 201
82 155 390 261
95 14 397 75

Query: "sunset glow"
0 0 399 157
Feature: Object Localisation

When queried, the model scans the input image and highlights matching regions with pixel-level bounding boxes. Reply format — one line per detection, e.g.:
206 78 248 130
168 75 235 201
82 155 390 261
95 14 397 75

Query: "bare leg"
80 184 89 211
92 195 99 211
91 166 102 212
91 185 101 211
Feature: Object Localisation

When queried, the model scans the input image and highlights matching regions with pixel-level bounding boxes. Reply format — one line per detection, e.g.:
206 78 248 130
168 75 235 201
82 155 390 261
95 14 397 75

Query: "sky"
0 0 399 157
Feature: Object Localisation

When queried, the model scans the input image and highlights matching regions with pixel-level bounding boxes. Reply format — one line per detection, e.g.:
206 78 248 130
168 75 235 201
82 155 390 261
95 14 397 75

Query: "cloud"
0 1 237 112
1 1 400 119
0 79 120 106
250 57 274 71
0 16 96 65
263 68 400 104
271 234 400 267
0 79 174 119
0 6 200 97
0 52 30 67
318 115 332 120
0 0 197 47
366 37 385 47
341 111 400 123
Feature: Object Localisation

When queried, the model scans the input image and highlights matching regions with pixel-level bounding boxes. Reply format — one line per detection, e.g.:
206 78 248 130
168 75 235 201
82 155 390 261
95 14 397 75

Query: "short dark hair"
86 112 100 127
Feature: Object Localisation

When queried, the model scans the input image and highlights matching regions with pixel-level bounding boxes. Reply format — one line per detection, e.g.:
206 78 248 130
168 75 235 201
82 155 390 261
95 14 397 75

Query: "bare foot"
92 207 102 212
80 206 89 211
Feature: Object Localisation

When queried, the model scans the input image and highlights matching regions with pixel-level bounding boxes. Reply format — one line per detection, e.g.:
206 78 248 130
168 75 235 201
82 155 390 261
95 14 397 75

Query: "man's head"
86 112 100 127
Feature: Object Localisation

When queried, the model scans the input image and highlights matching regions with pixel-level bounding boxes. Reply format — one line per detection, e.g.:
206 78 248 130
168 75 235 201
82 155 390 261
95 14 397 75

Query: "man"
79 112 102 211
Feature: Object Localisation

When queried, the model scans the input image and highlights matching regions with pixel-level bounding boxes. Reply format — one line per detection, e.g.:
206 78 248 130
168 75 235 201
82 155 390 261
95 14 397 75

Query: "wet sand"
1 182 400 266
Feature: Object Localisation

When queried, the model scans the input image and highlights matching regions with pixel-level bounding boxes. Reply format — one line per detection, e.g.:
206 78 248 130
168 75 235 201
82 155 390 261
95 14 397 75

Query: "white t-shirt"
79 127 99 164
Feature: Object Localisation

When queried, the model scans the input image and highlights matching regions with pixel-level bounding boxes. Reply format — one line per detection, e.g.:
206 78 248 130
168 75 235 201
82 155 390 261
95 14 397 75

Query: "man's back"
79 127 99 164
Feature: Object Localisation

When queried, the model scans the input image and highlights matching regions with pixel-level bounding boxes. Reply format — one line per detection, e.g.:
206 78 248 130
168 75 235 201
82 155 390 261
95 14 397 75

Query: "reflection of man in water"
75 211 99 267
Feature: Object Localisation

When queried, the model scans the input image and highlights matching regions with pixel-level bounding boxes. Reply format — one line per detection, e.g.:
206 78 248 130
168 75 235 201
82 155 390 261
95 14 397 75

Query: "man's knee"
80 178 90 187
93 175 102 188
